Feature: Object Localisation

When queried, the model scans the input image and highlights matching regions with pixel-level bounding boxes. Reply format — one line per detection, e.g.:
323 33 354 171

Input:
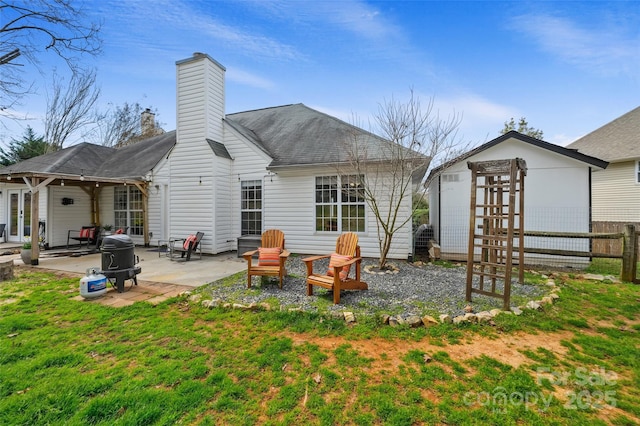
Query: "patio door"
8 190 31 243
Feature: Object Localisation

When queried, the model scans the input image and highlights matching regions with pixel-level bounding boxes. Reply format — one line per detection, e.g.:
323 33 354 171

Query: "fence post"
621 224 637 282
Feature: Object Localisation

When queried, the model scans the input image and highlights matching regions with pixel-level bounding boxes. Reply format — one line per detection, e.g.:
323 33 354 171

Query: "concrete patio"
1 243 247 307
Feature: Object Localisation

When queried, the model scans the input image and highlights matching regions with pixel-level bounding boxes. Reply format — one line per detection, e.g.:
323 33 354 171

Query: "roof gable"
96 131 176 179
426 131 609 185
566 106 640 162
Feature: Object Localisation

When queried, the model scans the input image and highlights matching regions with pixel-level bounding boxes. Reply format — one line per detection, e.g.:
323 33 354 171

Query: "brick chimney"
141 108 155 136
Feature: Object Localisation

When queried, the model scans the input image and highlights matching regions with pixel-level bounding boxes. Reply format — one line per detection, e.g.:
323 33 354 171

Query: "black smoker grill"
101 234 141 292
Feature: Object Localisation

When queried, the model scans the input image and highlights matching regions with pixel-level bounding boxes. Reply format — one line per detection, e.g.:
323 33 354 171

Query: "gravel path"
201 256 548 318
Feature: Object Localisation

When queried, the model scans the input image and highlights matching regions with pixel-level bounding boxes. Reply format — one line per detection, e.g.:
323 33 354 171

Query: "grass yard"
1 266 639 425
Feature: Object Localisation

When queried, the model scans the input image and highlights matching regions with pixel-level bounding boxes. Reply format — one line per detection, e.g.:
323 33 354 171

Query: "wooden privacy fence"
592 222 640 261
515 223 638 283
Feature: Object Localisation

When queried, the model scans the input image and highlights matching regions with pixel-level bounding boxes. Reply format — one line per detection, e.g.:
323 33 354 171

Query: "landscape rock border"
189 258 619 328
180 263 620 328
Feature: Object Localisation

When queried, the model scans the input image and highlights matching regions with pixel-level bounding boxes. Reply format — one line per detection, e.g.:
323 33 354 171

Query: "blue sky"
3 0 639 149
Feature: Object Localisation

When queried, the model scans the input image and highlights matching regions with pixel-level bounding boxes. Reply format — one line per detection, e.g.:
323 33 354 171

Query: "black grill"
100 235 141 292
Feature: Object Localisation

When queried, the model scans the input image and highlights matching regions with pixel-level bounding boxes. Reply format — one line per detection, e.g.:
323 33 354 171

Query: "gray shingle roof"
0 143 115 175
226 103 425 168
566 106 640 162
206 139 232 159
96 131 175 179
0 131 176 180
0 104 427 180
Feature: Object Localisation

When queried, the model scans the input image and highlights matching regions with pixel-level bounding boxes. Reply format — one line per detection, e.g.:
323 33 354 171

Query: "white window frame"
315 175 365 233
114 186 144 236
240 180 262 235
636 160 640 184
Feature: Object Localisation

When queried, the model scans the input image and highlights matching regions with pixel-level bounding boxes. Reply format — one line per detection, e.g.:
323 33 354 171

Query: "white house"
566 106 640 225
425 132 608 266
0 53 426 262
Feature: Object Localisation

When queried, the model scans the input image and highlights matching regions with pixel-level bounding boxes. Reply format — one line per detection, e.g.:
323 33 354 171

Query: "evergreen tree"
501 117 544 139
0 126 54 166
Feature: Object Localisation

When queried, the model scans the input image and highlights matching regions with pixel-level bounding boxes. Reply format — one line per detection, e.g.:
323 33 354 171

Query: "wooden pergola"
3 171 150 265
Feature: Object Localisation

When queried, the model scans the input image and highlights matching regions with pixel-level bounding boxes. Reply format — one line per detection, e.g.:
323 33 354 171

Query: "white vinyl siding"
171 54 227 253
264 166 411 259
48 186 93 248
223 122 272 244
592 161 640 222
215 158 233 251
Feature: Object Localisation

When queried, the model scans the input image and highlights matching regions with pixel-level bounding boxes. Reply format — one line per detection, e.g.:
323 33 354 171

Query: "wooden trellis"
465 158 527 311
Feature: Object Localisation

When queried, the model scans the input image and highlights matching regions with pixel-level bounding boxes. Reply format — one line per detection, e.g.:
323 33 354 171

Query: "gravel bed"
200 256 549 318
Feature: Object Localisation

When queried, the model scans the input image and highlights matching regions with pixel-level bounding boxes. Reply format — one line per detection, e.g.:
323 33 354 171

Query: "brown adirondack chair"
243 229 290 288
303 232 368 304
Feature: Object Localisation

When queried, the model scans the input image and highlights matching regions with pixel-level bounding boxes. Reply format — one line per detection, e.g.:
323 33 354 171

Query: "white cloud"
227 68 275 90
433 94 517 141
510 12 639 76
247 0 401 41
105 0 303 62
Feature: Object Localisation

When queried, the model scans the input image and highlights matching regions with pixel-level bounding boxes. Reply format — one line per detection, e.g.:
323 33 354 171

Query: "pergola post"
135 183 150 247
21 176 55 265
30 177 40 265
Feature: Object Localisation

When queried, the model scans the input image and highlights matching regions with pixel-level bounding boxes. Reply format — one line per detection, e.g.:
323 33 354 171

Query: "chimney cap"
176 52 226 71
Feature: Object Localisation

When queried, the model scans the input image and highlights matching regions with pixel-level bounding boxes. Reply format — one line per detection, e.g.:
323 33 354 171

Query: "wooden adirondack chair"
243 229 290 288
303 232 368 304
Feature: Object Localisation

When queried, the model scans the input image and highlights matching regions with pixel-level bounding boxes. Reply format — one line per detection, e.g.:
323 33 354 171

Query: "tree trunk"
378 232 393 269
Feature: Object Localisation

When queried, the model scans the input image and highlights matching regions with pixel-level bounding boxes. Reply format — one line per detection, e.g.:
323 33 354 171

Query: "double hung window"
241 180 262 235
114 186 143 235
315 175 365 232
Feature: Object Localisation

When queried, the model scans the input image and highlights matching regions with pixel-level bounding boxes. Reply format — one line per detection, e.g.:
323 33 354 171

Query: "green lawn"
1 267 639 425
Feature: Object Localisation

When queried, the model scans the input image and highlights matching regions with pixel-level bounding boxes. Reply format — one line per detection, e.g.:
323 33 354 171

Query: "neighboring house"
566 106 640 225
425 131 608 266
0 53 426 261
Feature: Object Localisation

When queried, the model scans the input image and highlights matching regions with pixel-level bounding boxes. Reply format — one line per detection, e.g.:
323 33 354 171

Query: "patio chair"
243 229 290 289
168 232 204 261
303 232 368 304
67 226 101 250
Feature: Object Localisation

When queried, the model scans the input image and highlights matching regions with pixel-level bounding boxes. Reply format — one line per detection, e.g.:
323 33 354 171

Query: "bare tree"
345 90 464 269
91 102 164 147
44 68 100 149
0 0 102 111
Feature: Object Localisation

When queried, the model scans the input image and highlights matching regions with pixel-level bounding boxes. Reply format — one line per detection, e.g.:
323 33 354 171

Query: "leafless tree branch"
44 68 100 149
0 0 102 111
344 89 467 268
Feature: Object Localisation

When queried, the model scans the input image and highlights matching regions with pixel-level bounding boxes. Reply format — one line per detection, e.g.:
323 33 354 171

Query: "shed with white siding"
425 132 608 266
